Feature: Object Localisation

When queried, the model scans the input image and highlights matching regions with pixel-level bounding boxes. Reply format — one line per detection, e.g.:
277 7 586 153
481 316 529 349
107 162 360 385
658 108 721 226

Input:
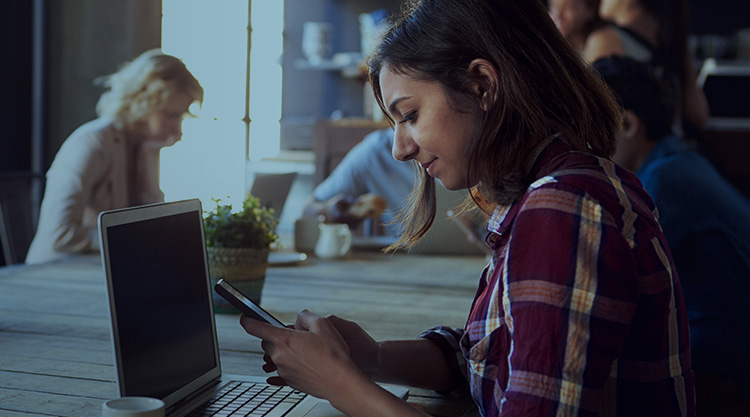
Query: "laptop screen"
104 208 217 399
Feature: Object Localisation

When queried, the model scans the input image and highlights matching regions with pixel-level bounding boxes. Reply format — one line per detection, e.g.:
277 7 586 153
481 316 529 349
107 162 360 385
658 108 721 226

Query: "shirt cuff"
419 326 468 395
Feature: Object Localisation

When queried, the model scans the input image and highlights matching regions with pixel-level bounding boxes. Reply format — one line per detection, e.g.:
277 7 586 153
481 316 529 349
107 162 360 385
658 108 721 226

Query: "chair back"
0 173 35 265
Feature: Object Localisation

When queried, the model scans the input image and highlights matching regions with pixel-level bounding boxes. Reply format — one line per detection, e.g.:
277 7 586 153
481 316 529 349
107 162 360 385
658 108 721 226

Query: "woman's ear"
621 109 640 140
467 59 500 111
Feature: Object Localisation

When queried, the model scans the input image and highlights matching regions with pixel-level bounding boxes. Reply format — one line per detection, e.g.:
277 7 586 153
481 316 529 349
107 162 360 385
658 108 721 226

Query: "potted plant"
204 194 279 313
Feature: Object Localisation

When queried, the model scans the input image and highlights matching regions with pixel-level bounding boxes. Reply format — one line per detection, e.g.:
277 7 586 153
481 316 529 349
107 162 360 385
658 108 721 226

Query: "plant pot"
207 247 270 314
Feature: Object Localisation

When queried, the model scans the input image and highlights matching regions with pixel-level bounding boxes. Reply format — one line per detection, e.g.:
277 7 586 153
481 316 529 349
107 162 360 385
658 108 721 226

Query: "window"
160 0 283 208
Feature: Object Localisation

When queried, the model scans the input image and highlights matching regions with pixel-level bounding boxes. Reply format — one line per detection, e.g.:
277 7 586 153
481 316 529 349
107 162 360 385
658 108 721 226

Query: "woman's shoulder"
527 153 657 223
70 117 118 136
64 118 122 147
54 118 123 162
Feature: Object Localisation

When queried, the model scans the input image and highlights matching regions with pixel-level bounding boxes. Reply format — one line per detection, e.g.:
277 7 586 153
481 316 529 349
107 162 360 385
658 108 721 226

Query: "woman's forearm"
372 339 457 392
330 367 431 417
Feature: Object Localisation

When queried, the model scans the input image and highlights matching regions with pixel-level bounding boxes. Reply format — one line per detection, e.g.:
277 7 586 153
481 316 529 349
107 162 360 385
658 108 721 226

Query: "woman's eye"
400 111 417 124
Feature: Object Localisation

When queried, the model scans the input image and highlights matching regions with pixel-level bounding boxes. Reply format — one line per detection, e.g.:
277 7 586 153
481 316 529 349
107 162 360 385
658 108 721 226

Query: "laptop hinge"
167 379 222 416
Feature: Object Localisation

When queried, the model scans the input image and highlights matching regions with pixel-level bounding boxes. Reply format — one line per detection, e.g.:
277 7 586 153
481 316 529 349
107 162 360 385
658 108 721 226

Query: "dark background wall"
2 1 161 175
2 2 33 173
688 0 750 36
45 1 162 167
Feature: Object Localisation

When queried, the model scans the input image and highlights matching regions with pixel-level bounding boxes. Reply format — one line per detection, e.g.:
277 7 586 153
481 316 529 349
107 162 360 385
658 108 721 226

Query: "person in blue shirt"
303 129 413 236
594 55 750 407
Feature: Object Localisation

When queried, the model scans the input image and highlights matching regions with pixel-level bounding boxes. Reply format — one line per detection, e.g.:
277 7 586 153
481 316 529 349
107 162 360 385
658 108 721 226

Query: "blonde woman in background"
25 49 203 264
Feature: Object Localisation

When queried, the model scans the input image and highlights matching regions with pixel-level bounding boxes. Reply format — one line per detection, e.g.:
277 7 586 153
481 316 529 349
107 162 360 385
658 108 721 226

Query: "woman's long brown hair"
369 0 622 250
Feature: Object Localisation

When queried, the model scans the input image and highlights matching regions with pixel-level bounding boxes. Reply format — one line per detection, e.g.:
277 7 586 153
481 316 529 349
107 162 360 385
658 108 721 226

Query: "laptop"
408 186 489 256
248 173 309 265
249 172 297 219
98 199 408 416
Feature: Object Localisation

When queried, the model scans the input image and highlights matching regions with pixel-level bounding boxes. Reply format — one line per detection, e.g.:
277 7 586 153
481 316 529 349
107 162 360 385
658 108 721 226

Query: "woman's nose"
173 120 184 135
392 127 418 162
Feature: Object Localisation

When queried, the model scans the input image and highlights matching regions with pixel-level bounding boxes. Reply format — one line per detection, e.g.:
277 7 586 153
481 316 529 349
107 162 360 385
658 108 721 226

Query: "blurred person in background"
594 55 750 413
584 0 709 136
26 49 203 264
548 0 607 52
303 129 408 236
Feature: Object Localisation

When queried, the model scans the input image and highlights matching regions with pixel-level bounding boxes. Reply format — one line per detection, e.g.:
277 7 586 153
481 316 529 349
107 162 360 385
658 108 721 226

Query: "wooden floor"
0 252 485 416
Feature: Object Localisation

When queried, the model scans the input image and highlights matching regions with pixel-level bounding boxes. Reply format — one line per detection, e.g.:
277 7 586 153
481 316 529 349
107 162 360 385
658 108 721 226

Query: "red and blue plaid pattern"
422 148 694 416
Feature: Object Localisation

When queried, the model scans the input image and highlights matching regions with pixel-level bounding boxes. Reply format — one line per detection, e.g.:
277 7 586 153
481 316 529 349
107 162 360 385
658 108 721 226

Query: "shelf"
294 57 365 78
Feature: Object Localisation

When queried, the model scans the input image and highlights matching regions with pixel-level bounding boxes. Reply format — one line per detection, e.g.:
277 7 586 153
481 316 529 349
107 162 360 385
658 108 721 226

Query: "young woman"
25 49 203 264
240 0 695 415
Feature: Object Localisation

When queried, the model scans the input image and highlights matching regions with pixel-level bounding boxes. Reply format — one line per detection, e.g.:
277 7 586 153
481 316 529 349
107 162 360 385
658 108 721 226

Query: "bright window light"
161 0 268 209
248 1 284 161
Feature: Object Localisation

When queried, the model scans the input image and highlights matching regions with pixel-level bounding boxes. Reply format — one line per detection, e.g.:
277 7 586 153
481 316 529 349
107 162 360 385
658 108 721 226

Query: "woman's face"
549 0 596 38
599 0 628 21
140 91 193 147
379 66 481 191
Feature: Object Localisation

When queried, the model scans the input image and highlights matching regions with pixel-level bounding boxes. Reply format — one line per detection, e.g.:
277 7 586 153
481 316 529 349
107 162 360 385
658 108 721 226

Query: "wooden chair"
312 118 390 186
0 173 36 265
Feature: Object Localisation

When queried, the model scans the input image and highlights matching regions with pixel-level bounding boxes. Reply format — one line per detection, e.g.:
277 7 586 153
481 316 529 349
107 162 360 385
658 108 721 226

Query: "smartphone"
214 279 286 327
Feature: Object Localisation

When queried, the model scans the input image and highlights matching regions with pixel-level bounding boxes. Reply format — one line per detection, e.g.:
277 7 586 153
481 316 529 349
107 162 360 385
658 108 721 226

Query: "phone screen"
214 279 286 327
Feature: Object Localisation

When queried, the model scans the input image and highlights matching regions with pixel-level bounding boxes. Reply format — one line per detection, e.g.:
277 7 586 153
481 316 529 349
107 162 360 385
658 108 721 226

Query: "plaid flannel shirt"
422 146 695 416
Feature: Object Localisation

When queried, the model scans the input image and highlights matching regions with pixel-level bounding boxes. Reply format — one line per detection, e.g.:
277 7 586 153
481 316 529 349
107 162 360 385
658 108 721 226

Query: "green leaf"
203 194 279 249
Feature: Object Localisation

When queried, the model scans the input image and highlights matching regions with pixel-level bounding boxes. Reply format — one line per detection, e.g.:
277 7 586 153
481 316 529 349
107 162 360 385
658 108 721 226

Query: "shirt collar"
636 134 687 177
486 132 564 235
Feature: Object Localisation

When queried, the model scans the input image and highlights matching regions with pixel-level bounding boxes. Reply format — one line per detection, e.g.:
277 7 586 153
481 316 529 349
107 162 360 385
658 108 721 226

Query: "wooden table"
0 252 484 416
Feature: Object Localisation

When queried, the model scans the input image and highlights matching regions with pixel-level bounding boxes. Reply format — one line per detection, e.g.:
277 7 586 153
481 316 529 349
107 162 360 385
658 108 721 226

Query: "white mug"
295 215 323 254
102 397 165 417
315 223 352 259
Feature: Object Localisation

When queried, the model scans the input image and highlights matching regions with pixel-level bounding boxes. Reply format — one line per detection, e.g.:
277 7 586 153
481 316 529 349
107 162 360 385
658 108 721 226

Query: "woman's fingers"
295 310 343 339
326 314 358 332
241 309 363 399
262 354 277 373
263 362 279 373
294 309 319 331
240 314 286 341
266 376 288 386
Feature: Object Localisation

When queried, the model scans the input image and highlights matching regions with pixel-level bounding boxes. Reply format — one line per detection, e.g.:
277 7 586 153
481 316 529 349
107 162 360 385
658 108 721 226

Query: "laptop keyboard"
188 381 307 417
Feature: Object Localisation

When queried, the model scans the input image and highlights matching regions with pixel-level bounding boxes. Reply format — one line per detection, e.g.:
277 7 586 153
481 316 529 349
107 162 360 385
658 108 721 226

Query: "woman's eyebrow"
388 96 410 116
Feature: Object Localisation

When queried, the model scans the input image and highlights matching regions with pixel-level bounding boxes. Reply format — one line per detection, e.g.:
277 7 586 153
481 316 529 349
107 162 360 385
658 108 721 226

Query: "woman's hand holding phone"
213 279 285 327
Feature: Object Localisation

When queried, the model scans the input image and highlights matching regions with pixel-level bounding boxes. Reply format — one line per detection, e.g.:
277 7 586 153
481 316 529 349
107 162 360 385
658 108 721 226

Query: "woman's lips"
422 159 436 176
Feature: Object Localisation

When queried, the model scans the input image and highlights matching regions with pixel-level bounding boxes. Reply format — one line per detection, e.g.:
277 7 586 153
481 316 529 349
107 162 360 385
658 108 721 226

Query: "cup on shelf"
302 21 333 64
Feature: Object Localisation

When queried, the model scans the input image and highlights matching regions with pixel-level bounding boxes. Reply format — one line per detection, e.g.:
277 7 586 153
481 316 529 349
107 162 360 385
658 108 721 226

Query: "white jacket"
25 118 164 264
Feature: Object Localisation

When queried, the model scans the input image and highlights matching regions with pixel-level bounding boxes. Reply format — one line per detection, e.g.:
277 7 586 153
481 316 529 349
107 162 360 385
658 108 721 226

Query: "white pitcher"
314 223 352 259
